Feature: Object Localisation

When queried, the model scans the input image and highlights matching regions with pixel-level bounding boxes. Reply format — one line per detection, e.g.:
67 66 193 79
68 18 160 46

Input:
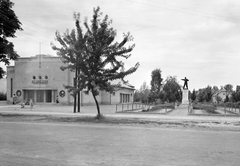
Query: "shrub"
193 103 219 114
149 103 175 112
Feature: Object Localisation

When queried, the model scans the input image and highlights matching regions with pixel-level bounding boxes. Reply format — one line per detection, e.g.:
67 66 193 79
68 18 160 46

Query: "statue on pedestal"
181 77 189 90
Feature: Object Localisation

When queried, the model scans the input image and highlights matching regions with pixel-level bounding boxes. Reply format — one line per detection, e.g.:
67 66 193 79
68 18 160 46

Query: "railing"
216 102 240 115
115 102 152 113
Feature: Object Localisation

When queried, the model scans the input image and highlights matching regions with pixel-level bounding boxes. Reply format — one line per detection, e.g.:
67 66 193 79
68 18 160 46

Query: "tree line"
134 69 240 104
134 69 182 104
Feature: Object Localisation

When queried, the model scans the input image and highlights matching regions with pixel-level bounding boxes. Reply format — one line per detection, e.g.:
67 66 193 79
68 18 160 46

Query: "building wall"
7 55 73 104
212 90 231 103
6 66 14 103
81 90 101 105
7 54 135 105
0 78 6 93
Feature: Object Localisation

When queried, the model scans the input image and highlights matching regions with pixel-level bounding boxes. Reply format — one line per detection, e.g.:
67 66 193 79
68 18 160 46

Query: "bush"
193 103 219 114
149 103 175 112
0 92 6 100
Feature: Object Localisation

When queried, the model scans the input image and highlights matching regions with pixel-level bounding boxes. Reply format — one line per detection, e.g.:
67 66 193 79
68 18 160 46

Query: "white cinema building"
7 54 135 105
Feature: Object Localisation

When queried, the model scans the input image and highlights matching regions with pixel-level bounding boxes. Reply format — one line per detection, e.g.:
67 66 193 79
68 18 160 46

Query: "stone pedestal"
182 89 189 105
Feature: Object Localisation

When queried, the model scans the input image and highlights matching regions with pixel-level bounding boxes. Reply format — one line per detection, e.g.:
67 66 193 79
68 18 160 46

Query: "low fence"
216 102 240 115
189 102 240 115
115 103 152 113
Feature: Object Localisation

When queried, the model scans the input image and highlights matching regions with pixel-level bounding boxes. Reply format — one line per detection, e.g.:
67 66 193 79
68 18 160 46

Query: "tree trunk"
92 90 101 116
77 68 80 113
73 70 77 113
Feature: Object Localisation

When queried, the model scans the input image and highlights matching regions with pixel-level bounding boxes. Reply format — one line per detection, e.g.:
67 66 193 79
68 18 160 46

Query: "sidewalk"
0 103 240 123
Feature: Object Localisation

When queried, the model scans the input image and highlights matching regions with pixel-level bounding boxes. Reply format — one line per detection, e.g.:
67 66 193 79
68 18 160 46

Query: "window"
120 93 130 103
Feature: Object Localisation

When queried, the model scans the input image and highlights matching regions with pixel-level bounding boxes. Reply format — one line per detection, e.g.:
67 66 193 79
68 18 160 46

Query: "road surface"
0 121 240 166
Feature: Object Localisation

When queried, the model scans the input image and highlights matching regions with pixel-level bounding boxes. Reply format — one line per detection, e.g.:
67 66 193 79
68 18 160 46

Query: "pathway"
168 104 189 116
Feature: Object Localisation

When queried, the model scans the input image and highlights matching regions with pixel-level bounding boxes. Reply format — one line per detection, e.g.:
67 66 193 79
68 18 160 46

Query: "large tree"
54 7 139 117
0 0 22 78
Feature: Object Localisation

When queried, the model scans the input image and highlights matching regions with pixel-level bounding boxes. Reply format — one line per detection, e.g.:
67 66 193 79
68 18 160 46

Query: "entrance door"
36 90 44 102
45 90 52 103
23 90 34 102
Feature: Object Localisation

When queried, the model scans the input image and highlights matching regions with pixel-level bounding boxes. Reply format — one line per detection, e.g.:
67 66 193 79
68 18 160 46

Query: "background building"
7 54 135 105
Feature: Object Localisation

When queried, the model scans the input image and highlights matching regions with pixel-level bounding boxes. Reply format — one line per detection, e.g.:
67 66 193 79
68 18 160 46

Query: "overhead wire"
127 0 240 24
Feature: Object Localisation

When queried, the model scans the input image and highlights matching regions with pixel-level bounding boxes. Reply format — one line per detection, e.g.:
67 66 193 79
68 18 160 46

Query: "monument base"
182 89 189 105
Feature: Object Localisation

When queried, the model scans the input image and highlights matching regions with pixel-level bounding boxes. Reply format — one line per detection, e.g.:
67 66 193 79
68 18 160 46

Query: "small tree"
190 89 197 101
134 81 150 103
57 7 139 117
0 0 22 78
149 69 163 103
162 76 181 103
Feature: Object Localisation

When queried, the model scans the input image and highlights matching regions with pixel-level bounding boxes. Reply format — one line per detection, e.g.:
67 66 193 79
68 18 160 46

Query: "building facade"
7 54 135 105
212 89 232 103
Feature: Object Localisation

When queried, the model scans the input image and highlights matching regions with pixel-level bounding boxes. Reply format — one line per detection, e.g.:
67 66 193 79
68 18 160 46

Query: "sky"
4 0 240 91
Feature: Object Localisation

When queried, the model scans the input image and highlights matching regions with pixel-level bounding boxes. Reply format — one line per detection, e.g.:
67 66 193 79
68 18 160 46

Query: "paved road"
0 121 240 166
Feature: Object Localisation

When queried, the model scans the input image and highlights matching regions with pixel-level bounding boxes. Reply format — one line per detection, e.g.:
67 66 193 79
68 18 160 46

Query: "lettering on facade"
32 80 48 84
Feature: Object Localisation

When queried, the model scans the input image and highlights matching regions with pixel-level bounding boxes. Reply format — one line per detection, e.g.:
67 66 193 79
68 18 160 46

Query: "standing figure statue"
181 77 189 90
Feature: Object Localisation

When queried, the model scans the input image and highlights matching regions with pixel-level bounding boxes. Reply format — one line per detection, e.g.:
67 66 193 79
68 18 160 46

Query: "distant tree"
231 91 240 102
216 95 222 103
212 86 219 95
236 85 240 92
149 69 163 102
134 81 150 103
0 0 22 78
54 7 139 117
190 89 197 101
224 95 229 103
197 89 205 102
197 86 213 102
158 91 166 103
230 85 240 102
205 86 213 102
162 76 181 103
224 84 233 96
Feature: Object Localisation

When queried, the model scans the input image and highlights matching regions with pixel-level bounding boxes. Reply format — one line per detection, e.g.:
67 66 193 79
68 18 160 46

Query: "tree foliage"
190 89 197 101
52 7 139 116
0 0 22 78
197 86 213 102
149 68 163 102
230 85 240 102
134 81 150 103
224 84 233 96
162 76 181 103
